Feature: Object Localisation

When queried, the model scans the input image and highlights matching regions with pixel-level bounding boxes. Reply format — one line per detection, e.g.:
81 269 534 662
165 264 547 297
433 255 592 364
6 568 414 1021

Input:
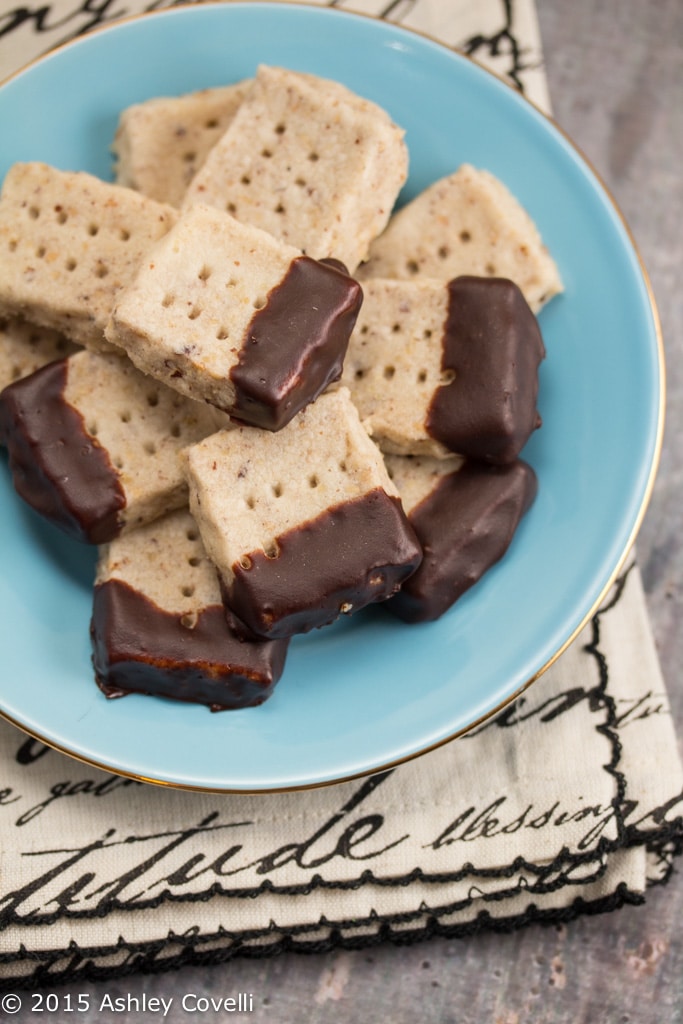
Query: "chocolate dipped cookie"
0 349 227 543
106 203 362 430
184 387 422 639
385 454 537 622
92 509 289 710
343 275 545 465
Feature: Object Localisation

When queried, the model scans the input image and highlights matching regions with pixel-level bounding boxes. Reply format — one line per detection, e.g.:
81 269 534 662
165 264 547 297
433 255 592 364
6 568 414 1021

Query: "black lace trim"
0 884 644 990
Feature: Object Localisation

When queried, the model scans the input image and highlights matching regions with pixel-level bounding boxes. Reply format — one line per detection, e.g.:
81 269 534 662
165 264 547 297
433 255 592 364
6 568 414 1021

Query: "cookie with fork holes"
183 65 408 273
0 162 177 350
113 81 252 206
357 164 562 314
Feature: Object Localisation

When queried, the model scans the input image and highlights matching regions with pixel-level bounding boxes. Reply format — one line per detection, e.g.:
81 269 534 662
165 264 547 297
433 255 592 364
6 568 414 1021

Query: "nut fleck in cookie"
107 203 362 430
343 275 545 464
0 163 177 351
91 509 289 710
384 455 538 622
0 315 78 392
0 349 227 543
357 164 562 313
184 388 422 639
183 65 408 273
113 81 251 206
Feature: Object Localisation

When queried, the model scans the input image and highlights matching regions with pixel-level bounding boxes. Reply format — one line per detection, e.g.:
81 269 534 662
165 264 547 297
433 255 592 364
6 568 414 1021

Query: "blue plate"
0 3 663 791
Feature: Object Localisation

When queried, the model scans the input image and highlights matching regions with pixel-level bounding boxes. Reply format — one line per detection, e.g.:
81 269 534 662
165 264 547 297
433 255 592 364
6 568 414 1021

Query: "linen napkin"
1 0 682 989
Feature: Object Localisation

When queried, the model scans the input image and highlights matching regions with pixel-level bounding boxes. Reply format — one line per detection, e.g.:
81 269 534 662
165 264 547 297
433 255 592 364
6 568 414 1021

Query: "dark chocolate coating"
0 360 126 544
427 276 545 464
225 488 423 639
230 256 363 430
90 579 289 711
386 460 537 623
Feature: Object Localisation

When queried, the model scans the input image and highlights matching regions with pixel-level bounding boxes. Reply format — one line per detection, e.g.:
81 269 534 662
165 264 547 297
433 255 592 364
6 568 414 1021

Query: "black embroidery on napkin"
1 0 128 49
460 0 535 93
0 0 536 100
14 738 51 765
0 0 188 59
581 567 631 844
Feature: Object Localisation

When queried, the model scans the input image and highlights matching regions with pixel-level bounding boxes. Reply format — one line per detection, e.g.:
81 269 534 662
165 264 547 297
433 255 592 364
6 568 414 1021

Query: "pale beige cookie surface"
107 203 361 429
357 164 562 313
0 315 78 392
183 65 408 273
341 277 452 458
384 453 464 515
0 162 177 350
92 508 289 710
95 508 225 614
112 81 251 206
184 387 422 638
0 348 228 544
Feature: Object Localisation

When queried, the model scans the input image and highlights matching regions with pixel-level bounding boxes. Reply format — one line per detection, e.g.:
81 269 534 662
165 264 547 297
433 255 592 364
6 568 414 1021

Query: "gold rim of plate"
0 1 666 793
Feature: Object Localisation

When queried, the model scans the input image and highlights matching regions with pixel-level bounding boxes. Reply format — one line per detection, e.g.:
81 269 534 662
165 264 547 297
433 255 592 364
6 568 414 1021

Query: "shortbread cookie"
91 509 289 710
357 165 562 313
0 349 226 544
0 162 177 349
183 65 408 273
0 315 78 391
384 455 537 622
106 204 362 430
342 276 545 464
184 388 422 639
112 81 251 206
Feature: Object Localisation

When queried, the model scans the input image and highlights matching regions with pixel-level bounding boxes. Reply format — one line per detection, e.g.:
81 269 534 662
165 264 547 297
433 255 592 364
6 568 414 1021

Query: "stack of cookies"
0 65 561 711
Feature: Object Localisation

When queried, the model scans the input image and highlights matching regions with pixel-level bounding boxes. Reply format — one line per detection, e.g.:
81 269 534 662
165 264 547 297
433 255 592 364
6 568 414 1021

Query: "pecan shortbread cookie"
183 65 408 273
0 315 78 392
0 162 177 350
357 164 562 313
384 454 537 622
113 81 251 206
